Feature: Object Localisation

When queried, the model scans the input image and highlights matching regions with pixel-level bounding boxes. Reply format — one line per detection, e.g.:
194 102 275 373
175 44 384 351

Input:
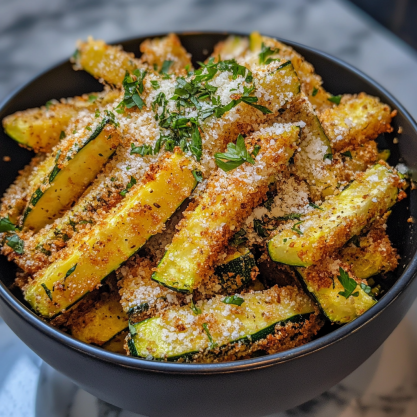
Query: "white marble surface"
1 0 417 416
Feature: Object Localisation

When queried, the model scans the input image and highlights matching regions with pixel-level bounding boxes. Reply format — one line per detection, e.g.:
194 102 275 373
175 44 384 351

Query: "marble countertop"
1 0 417 416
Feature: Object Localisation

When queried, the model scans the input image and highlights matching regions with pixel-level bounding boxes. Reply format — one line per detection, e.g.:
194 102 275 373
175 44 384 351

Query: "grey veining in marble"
1 0 417 416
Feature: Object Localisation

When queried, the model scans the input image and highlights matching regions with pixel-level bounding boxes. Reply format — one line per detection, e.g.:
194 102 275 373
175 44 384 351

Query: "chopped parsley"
202 323 217 350
328 95 342 105
275 213 302 221
192 170 203 183
116 69 147 113
0 216 16 233
59 131 66 140
63 264 77 287
230 229 247 247
150 80 160 90
341 150 352 159
309 202 324 211
291 221 304 235
94 109 100 118
312 87 319 97
264 194 274 211
337 267 359 299
160 60 173 74
222 295 245 306
148 58 270 162
253 219 268 237
215 134 256 172
190 300 201 315
258 42 280 65
5 234 24 254
130 143 153 156
41 283 53 301
88 94 98 102
120 176 137 196
45 100 53 111
323 153 333 161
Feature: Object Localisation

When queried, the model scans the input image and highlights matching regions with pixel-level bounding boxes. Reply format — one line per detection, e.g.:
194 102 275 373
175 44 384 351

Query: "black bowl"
1 32 417 417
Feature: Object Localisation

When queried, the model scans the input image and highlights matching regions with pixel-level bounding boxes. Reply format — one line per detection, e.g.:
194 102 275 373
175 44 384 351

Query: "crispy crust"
319 93 393 152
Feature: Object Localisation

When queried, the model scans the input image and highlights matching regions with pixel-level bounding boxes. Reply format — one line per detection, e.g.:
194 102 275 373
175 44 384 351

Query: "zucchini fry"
296 260 376 324
153 124 300 292
24 151 197 318
268 164 404 267
212 32 331 111
21 116 120 232
2 90 120 153
68 290 128 346
278 95 337 199
319 93 394 152
73 37 143 86
0 155 46 224
340 218 398 279
140 33 192 74
127 285 321 362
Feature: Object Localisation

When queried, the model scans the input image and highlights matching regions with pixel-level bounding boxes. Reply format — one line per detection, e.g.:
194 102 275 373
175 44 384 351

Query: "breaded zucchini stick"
127 285 321 362
24 150 197 318
153 123 300 292
268 164 404 267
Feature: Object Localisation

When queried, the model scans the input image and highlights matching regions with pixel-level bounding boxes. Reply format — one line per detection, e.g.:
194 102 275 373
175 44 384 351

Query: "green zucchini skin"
127 313 311 361
268 164 401 267
214 248 257 290
127 286 317 361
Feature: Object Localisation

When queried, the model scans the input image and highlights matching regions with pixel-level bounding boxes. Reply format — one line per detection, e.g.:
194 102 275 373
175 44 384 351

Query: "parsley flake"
130 143 153 156
202 323 217 350
312 87 319 97
337 267 359 299
222 295 245 306
0 216 16 233
192 170 203 183
41 283 53 301
253 219 268 237
5 234 24 254
150 80 160 90
275 213 302 221
120 176 137 197
45 100 53 111
160 60 173 74
341 150 352 159
230 229 247 247
328 95 342 105
88 94 98 102
309 202 324 211
291 221 304 235
59 131 66 140
116 69 147 113
323 153 333 161
258 42 280 65
215 134 256 172
190 300 201 315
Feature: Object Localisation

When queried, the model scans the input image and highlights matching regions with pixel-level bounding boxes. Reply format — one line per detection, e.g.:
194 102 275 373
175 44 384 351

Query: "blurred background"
1 0 417 118
1 0 417 416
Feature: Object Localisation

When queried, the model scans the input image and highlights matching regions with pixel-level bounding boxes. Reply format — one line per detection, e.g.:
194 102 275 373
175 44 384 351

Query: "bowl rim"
1 30 417 375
